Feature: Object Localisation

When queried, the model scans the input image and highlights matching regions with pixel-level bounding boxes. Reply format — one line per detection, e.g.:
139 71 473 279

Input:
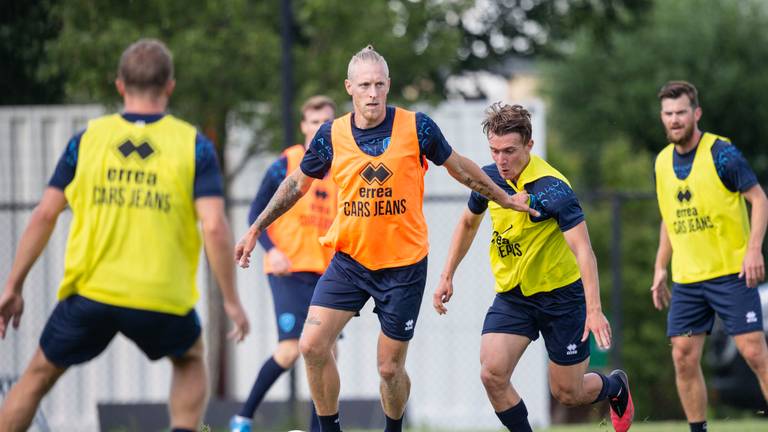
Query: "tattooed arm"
442 151 539 216
235 168 315 268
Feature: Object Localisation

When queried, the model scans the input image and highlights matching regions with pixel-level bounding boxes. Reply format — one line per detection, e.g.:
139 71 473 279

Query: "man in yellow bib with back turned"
235 45 538 432
0 39 250 432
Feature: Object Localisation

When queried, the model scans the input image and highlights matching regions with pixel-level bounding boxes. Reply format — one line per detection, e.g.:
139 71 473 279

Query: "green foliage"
544 0 768 186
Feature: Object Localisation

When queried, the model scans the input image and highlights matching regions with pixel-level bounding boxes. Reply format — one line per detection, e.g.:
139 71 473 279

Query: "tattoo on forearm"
462 175 496 200
255 176 303 231
306 316 322 326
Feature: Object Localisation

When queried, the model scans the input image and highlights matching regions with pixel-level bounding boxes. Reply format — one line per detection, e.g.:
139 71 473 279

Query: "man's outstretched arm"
442 151 539 217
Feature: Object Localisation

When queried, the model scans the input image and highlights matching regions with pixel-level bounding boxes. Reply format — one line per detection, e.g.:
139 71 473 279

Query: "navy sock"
384 414 403 432
689 421 707 432
591 371 622 403
309 403 321 432
238 356 287 418
495 400 532 432
171 429 194 432
318 412 342 432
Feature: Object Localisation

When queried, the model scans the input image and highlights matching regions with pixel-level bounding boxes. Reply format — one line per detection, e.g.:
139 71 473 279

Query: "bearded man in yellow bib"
651 81 768 432
0 39 250 432
235 46 539 432
433 103 634 432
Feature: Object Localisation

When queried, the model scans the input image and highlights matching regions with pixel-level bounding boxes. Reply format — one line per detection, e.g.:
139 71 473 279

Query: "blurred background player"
433 102 633 432
230 95 338 432
0 38 249 432
651 80 768 432
235 45 538 432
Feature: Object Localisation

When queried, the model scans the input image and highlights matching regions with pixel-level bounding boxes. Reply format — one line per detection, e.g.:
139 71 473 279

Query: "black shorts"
482 280 590 366
40 295 201 367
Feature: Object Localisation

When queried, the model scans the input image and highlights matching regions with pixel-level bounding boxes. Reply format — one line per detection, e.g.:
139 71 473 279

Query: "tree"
545 0 768 187
0 0 65 104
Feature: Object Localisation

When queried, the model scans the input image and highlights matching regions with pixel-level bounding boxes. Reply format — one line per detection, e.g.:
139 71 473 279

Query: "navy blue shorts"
311 252 427 341
668 273 763 337
268 272 321 341
40 295 201 367
482 280 590 366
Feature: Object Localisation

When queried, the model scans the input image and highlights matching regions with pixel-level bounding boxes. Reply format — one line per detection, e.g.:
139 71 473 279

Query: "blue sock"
238 356 287 418
591 371 622 403
384 414 403 432
318 412 341 432
689 421 707 432
171 429 194 432
496 400 532 432
309 403 320 432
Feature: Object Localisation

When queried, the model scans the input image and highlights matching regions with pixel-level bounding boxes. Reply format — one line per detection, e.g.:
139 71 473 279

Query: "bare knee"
740 343 768 371
299 337 331 365
480 364 510 393
274 340 301 368
551 383 580 407
378 360 405 382
672 344 701 376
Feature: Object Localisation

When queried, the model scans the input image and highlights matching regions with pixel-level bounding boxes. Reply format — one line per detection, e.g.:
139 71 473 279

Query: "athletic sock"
591 371 623 403
309 402 321 432
238 356 288 418
318 412 342 432
384 414 403 432
495 400 532 432
171 429 194 432
689 421 707 432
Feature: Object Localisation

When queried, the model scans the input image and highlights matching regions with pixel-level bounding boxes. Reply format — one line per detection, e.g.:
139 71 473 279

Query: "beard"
666 122 694 145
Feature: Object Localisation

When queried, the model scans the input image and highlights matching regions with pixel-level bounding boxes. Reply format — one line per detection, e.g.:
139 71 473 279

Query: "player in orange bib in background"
230 96 337 432
235 45 539 432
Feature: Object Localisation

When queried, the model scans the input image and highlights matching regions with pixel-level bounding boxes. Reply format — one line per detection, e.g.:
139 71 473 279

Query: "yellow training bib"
59 114 202 315
655 132 749 283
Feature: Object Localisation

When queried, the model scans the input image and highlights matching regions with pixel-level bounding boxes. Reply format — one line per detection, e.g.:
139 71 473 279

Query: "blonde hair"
347 45 389 80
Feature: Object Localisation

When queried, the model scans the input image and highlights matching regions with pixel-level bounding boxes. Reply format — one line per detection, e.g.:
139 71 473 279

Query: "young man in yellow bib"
230 96 338 432
235 46 538 432
651 81 768 432
0 39 250 432
433 103 634 432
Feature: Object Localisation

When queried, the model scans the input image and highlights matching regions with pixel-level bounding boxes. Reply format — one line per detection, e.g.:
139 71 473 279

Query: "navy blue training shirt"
48 113 224 198
300 106 453 179
669 137 758 192
468 164 585 231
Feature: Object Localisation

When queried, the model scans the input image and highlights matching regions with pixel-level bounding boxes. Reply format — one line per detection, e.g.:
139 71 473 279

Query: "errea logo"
746 311 758 324
566 343 578 356
360 162 392 185
404 319 414 331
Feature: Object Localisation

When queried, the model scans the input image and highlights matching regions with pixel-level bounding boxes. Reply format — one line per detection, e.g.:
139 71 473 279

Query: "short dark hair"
481 102 532 143
657 81 699 108
118 39 174 95
301 95 336 120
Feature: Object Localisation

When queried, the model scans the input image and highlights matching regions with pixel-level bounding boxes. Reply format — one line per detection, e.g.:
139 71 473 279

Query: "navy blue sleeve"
527 177 584 231
300 122 333 179
468 191 489 214
712 140 758 192
416 112 453 165
48 130 85 190
194 133 225 198
248 157 287 251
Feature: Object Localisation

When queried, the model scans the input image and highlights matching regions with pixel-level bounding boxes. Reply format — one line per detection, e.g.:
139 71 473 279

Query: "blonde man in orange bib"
235 45 538 432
